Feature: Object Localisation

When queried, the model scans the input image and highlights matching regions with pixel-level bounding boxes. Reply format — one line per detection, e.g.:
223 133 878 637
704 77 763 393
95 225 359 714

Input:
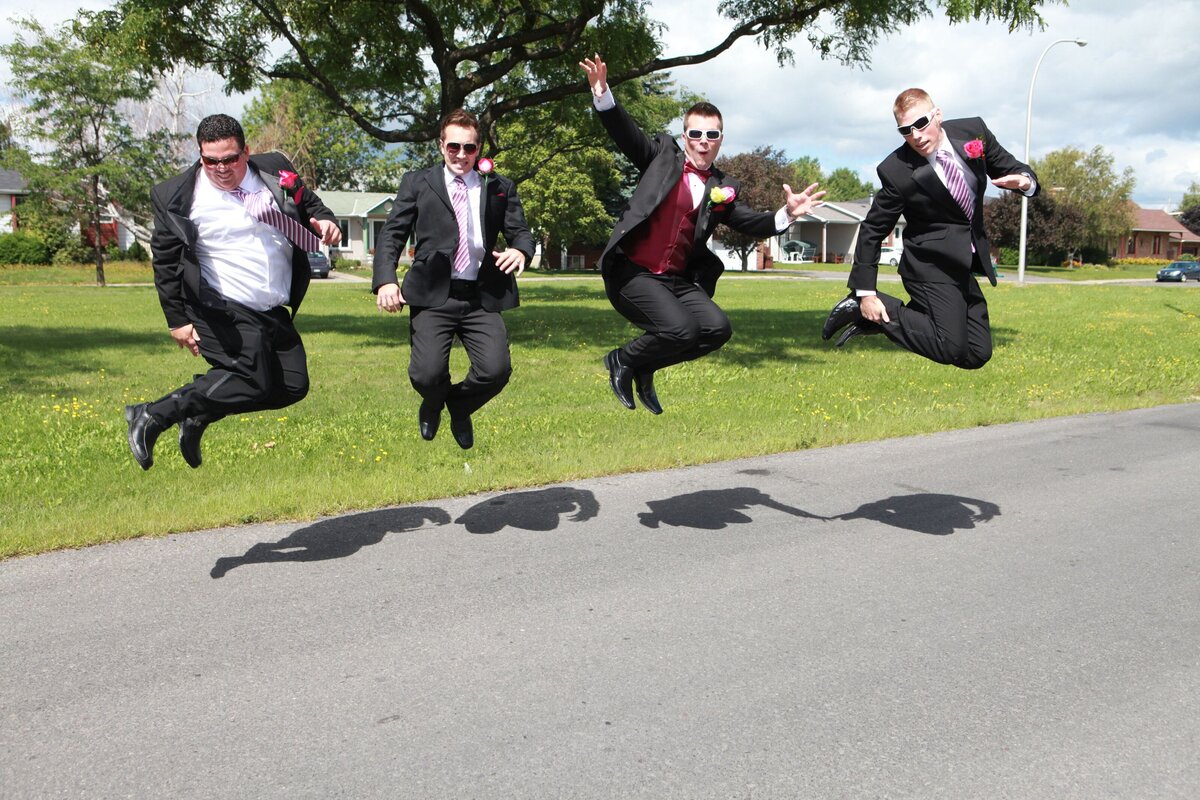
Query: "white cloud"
3 1 1196 208
648 0 1200 209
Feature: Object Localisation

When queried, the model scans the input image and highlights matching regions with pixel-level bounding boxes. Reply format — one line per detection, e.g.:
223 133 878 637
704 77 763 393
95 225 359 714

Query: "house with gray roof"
0 169 29 234
314 190 397 263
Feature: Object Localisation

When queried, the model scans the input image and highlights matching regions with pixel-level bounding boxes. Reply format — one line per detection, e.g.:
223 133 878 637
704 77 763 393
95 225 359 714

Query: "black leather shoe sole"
821 296 860 340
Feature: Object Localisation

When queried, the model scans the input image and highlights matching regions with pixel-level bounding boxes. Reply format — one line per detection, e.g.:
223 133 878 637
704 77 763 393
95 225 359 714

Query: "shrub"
996 247 1019 266
1177 253 1197 262
125 240 148 262
51 241 91 266
0 231 52 264
1113 257 1173 267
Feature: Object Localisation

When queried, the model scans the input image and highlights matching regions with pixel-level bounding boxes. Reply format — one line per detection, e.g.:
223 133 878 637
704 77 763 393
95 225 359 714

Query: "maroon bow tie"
683 161 712 180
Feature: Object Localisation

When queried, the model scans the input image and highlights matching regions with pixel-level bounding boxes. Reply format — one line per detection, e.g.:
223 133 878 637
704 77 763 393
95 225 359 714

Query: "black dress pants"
874 272 992 370
147 302 309 425
408 283 511 419
605 257 732 373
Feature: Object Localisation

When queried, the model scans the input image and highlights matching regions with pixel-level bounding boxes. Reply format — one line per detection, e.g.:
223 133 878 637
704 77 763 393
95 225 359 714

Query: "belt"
448 279 480 300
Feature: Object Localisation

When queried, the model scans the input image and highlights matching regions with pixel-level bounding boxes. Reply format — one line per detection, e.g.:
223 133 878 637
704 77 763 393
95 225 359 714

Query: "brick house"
1115 206 1200 259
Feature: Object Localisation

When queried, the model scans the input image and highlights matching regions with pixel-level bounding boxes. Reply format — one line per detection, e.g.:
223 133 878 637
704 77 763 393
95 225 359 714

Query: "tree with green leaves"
0 19 177 285
983 190 1086 265
714 146 794 270
242 81 410 192
1178 181 1200 213
90 0 1055 163
790 155 823 190
1032 145 1135 252
821 166 875 201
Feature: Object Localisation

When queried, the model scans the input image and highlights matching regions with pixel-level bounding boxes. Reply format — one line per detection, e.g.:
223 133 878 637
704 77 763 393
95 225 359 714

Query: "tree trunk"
91 176 106 286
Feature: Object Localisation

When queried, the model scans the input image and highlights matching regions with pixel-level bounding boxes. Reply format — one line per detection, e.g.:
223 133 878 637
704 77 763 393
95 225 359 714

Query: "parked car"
1156 261 1200 282
781 238 816 262
879 246 902 266
307 250 331 279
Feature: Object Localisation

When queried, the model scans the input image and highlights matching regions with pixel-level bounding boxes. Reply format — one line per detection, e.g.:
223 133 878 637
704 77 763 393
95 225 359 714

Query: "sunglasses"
200 152 243 168
897 111 936 137
444 142 479 155
684 129 723 141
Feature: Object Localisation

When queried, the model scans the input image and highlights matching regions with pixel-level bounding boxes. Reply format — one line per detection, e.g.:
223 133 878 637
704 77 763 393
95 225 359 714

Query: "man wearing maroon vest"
581 54 824 413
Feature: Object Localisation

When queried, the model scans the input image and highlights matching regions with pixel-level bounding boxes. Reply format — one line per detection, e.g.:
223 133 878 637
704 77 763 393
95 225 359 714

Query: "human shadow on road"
455 486 600 534
835 493 1000 536
210 506 451 578
638 487 823 530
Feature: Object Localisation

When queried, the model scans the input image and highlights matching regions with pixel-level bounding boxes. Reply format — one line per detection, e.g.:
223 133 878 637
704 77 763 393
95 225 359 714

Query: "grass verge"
2 278 1197 557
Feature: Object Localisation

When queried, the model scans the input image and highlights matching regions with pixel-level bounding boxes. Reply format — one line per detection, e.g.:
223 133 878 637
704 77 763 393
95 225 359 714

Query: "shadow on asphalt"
637 487 823 530
209 490 1003 577
835 493 1001 536
455 486 599 534
210 506 451 578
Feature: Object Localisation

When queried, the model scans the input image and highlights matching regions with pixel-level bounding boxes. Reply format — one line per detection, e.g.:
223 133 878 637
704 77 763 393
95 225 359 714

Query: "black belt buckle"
449 279 479 300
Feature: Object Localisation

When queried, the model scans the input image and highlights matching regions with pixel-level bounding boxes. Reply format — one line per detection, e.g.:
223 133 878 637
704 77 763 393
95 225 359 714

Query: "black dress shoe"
604 349 636 410
125 403 165 470
634 371 663 415
450 415 474 450
418 399 442 441
178 417 209 469
821 295 861 340
836 322 884 347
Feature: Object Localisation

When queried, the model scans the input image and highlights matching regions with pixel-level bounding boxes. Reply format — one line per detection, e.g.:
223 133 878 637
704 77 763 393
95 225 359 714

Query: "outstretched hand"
783 182 826 220
579 53 608 97
991 173 1032 193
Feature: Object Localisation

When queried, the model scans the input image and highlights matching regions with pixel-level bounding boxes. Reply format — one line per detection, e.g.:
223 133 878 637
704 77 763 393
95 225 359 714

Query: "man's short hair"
683 101 723 128
196 114 246 150
893 88 934 118
440 109 481 141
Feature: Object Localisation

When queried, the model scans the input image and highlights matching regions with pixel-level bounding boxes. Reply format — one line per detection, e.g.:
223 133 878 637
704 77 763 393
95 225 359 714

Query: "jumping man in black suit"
822 88 1039 369
125 114 341 469
580 54 825 414
373 109 534 450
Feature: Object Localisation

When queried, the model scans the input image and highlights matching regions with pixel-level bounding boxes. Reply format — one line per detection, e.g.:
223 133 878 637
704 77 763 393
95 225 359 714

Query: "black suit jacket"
371 166 534 313
596 99 783 297
850 117 1039 292
149 153 336 329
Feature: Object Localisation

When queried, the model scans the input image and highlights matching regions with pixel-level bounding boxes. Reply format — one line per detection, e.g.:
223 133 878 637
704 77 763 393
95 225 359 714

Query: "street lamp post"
1018 38 1087 285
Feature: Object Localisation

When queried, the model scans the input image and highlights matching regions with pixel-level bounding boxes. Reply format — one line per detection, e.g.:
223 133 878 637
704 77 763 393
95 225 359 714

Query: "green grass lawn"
2 277 1198 558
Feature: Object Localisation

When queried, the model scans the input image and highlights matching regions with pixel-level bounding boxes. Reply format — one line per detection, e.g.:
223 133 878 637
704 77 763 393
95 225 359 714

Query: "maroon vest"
622 171 699 275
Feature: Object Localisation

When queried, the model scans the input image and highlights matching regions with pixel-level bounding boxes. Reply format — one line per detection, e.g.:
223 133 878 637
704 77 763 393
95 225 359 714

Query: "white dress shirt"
444 166 486 281
592 88 793 232
190 168 294 310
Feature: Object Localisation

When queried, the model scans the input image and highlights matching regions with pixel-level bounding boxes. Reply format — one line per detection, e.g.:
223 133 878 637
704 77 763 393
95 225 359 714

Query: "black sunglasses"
444 142 479 155
897 113 935 137
200 152 243 167
684 129 723 141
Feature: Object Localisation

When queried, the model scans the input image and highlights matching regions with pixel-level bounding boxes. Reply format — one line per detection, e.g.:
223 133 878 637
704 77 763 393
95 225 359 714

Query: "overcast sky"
3 1 1196 209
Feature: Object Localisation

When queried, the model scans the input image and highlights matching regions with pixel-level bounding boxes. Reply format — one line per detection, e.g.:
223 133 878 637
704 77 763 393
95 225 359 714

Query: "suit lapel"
477 172 489 245
908 148 966 221
164 163 201 245
426 167 454 214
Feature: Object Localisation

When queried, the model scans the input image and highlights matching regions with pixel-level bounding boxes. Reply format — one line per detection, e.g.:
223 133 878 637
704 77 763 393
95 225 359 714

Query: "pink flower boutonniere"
963 138 985 160
476 157 494 176
708 185 736 212
278 169 303 203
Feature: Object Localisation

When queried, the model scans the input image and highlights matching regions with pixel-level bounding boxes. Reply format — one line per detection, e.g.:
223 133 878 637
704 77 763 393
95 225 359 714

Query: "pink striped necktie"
450 176 472 274
230 187 322 253
935 150 974 221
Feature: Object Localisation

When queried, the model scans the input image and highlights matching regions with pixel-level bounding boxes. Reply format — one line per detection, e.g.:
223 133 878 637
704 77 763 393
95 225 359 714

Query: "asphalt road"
3 405 1199 798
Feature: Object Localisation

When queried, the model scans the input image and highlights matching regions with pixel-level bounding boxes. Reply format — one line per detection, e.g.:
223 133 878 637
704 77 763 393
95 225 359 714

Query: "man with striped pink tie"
373 109 534 450
822 88 1038 369
125 114 341 470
